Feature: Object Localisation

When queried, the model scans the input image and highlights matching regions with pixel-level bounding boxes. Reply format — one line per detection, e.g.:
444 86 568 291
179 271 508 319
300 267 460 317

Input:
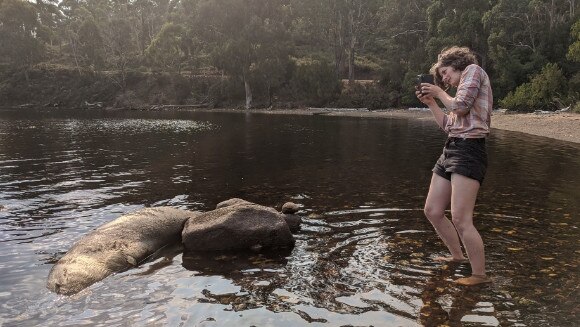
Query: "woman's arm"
421 65 482 117
416 89 447 130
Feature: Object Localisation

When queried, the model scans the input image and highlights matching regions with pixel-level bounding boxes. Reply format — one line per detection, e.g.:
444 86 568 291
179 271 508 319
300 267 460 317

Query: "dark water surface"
0 108 578 326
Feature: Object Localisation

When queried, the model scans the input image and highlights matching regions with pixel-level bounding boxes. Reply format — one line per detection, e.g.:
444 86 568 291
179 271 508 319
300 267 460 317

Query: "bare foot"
434 256 469 264
454 274 492 286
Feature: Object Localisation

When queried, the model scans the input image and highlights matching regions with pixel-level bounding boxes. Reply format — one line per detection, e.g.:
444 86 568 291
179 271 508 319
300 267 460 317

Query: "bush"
332 82 395 110
288 59 341 106
500 63 568 112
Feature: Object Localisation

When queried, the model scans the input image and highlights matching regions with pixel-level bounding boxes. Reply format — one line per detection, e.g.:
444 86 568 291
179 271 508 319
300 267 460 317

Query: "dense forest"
0 0 579 111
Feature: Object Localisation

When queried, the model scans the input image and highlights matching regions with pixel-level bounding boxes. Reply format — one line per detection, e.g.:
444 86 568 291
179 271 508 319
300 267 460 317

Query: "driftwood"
149 104 210 110
308 107 369 111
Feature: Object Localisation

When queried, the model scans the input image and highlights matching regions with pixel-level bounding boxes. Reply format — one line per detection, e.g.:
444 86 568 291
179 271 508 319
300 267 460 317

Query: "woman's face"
437 65 461 87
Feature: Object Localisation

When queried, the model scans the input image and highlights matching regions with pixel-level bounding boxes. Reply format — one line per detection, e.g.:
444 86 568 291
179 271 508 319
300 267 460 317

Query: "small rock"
281 202 300 214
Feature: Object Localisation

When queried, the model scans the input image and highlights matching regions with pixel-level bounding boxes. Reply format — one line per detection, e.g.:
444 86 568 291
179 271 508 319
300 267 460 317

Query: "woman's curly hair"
429 46 478 88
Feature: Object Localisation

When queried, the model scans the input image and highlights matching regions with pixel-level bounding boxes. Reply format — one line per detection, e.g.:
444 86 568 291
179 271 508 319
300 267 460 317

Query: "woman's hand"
416 88 436 106
419 83 444 99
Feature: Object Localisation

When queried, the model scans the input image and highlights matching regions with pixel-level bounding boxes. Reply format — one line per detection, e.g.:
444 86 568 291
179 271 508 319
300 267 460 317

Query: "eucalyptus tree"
426 0 490 66
196 0 292 109
289 0 382 82
58 0 108 73
568 20 580 62
375 0 432 106
0 0 44 82
483 0 577 99
133 0 182 56
342 0 382 83
32 0 62 47
146 22 188 73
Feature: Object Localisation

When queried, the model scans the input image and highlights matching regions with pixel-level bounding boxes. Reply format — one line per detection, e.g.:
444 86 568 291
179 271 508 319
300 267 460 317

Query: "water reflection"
0 109 578 326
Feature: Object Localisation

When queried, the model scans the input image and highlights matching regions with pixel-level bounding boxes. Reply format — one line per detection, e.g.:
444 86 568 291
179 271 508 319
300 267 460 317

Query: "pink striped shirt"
441 64 492 138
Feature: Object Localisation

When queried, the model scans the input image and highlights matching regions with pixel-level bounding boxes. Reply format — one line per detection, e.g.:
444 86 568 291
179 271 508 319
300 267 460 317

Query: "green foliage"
146 23 188 73
78 18 104 69
0 0 579 112
567 20 580 62
0 0 44 71
333 82 393 110
500 63 568 111
426 0 490 62
288 59 341 106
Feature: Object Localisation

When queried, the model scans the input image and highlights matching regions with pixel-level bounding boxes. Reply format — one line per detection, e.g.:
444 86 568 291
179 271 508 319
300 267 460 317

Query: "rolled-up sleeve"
449 65 481 116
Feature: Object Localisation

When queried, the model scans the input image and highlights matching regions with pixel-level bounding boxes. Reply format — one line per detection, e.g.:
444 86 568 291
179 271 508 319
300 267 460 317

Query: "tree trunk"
69 33 82 76
24 69 30 86
333 7 345 79
348 6 356 84
244 78 252 110
266 79 272 108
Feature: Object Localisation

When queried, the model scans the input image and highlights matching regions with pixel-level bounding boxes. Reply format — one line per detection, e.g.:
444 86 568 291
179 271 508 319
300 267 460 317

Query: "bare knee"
424 205 445 223
451 215 473 234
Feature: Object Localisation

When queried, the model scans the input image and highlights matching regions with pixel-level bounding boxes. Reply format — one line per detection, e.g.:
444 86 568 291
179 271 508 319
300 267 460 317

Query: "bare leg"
449 173 490 285
424 174 466 261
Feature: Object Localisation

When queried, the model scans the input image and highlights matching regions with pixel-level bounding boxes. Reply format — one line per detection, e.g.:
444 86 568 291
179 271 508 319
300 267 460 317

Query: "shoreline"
3 106 579 144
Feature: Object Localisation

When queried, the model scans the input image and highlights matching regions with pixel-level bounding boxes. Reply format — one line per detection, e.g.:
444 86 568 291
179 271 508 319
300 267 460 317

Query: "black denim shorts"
432 137 488 184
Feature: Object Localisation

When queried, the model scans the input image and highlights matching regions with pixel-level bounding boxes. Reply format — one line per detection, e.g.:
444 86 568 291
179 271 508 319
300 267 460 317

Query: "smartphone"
416 74 434 86
416 74 434 95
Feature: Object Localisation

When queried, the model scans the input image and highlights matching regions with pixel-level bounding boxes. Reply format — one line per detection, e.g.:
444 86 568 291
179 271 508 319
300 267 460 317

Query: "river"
0 108 578 326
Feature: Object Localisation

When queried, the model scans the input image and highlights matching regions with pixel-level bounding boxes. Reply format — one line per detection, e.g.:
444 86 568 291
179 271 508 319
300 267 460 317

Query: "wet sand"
204 108 580 144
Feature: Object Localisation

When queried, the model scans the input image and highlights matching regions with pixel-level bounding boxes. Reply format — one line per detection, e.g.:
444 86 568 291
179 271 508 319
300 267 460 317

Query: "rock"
283 214 302 233
47 207 198 295
216 198 254 209
182 203 295 252
281 202 300 214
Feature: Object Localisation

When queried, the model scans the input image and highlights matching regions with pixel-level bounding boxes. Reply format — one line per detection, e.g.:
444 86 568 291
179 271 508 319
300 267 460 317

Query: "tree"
146 22 188 73
567 20 580 62
484 0 577 99
500 62 568 111
375 0 432 106
343 0 382 83
426 0 490 66
197 0 292 109
78 18 105 69
104 17 136 89
0 0 44 83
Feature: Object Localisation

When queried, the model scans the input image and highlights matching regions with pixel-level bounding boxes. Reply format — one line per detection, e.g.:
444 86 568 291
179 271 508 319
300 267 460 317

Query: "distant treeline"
0 0 579 111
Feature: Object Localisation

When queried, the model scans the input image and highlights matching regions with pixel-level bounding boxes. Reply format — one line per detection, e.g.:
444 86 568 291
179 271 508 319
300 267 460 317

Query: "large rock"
215 198 253 209
182 202 295 252
47 207 198 295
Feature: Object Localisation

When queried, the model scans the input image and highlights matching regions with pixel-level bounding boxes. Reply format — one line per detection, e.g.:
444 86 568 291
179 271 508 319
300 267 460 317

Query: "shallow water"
0 108 578 326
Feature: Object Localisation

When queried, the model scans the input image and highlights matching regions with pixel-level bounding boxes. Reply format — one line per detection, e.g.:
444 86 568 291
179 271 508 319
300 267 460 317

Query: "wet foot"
454 274 492 286
434 256 469 264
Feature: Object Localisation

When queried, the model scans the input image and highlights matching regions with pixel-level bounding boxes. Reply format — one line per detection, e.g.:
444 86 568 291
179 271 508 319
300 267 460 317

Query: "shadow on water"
0 108 578 326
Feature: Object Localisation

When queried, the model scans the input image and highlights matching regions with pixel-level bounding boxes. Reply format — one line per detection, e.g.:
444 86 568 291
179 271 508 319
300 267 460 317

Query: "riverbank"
202 108 580 144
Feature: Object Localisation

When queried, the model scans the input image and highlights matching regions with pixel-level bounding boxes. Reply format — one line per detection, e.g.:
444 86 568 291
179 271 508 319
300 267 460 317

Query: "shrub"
332 82 395 110
288 59 341 106
500 63 568 112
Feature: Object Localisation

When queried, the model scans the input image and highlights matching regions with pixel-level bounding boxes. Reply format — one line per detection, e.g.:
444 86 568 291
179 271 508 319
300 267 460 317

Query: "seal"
47 207 198 295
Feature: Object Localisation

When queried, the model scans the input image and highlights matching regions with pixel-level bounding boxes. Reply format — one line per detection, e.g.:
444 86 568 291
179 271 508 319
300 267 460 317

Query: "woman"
416 46 492 286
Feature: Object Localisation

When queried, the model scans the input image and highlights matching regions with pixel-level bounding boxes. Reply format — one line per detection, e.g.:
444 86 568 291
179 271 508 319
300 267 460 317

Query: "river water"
0 108 578 326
